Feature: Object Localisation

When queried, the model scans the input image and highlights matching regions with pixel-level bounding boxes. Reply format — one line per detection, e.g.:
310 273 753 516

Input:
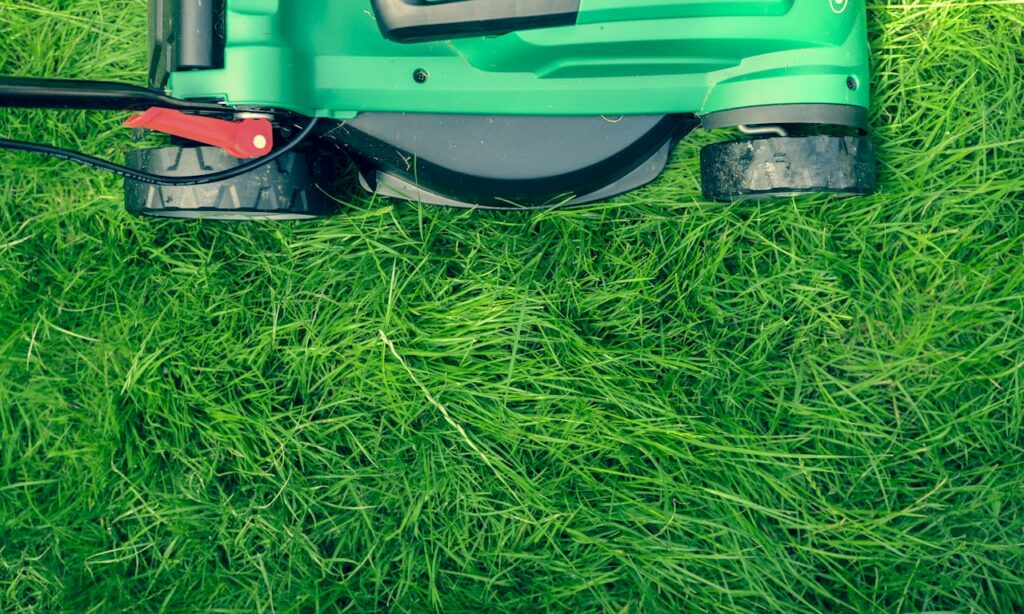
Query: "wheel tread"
700 135 876 202
124 146 336 220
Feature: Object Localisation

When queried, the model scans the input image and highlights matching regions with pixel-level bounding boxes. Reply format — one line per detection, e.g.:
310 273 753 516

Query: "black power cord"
0 118 320 186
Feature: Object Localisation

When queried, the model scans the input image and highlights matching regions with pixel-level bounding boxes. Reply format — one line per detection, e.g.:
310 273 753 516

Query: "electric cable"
0 118 319 186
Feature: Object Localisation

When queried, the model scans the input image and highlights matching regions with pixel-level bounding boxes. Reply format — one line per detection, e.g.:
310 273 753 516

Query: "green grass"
1 1 1023 611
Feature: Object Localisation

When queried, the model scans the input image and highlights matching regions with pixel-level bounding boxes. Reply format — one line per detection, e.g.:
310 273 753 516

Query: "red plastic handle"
125 108 274 158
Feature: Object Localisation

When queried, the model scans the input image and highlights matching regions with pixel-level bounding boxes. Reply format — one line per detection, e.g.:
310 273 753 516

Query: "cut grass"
1 1 1024 611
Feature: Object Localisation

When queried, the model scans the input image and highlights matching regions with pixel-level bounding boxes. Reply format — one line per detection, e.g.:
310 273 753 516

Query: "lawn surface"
2 1 1023 612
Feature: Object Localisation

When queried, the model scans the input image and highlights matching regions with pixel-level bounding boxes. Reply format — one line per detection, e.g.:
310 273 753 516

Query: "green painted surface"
169 0 869 119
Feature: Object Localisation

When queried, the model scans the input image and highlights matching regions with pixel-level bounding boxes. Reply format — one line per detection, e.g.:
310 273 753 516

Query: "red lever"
124 108 274 158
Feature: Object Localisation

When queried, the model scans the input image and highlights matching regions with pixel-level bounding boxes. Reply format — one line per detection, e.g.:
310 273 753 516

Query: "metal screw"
846 77 858 91
414 69 429 84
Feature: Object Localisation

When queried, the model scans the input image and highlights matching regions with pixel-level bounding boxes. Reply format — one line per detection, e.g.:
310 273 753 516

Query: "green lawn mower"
0 0 877 218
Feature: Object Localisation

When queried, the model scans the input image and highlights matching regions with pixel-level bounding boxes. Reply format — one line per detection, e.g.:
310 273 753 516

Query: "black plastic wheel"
700 135 876 202
125 146 337 220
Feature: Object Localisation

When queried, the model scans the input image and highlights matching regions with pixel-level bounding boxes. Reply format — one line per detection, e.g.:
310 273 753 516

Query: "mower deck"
166 0 871 120
0 0 878 217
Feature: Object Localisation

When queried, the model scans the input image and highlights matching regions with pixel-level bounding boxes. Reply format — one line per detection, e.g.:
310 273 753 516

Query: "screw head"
413 69 429 84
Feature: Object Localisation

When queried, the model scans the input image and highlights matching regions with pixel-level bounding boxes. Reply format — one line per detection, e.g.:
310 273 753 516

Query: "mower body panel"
166 0 870 120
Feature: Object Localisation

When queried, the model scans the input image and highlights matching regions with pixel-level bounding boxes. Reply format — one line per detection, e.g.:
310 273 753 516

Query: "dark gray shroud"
326 114 699 209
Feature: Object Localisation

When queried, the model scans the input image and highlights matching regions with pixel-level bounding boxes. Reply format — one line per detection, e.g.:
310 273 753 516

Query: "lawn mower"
0 0 877 219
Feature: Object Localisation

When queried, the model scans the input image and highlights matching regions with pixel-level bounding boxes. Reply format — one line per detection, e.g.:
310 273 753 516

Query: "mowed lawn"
1 1 1023 612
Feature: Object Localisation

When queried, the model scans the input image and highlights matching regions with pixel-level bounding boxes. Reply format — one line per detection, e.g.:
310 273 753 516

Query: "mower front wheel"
700 135 876 202
125 146 337 220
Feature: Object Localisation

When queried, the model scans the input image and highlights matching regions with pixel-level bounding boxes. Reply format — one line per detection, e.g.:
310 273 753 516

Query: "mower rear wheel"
125 146 337 220
700 135 876 202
